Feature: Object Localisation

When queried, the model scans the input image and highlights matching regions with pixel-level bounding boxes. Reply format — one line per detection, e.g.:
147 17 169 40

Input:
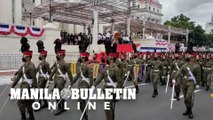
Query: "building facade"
133 0 163 24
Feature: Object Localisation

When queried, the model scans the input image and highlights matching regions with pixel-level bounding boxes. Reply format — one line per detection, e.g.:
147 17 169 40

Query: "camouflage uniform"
71 62 93 120
202 57 213 91
94 64 122 120
174 58 201 119
128 57 142 93
12 61 37 120
150 59 162 97
36 59 51 108
169 58 184 100
50 59 73 115
161 58 169 85
115 59 128 86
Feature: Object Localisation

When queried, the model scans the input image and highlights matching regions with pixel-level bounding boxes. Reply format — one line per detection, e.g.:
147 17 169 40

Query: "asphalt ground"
0 79 212 120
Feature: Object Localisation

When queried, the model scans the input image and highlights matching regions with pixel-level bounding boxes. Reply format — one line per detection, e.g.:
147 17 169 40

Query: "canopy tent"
24 0 132 25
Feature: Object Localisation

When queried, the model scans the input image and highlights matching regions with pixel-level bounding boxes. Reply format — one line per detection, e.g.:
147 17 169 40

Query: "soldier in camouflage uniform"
202 54 213 91
35 50 51 111
174 54 201 119
161 55 169 86
71 52 93 120
49 50 73 116
11 51 37 120
169 54 184 100
93 53 122 120
150 54 163 97
115 53 128 86
145 53 152 83
128 53 142 93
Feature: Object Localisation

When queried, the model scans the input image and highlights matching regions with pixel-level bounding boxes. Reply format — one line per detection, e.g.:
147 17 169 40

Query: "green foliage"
164 14 213 48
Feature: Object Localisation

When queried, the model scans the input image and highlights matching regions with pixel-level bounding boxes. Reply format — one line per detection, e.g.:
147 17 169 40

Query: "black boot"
41 100 48 109
188 108 193 119
21 113 26 120
28 110 35 120
135 85 139 94
152 89 157 97
182 107 189 116
206 85 209 91
174 93 180 101
201 82 205 87
83 113 88 120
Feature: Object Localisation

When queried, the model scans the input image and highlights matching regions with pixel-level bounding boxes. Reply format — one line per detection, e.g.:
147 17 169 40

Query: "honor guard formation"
4 36 213 120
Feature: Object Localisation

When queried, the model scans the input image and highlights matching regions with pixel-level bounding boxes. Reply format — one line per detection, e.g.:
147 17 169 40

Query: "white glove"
91 85 96 93
172 79 176 84
196 85 200 89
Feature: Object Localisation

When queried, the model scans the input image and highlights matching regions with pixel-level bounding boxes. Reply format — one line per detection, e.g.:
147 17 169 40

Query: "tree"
164 14 195 30
164 14 210 51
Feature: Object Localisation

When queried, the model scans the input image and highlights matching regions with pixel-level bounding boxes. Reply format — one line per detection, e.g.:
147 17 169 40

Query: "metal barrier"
0 53 79 70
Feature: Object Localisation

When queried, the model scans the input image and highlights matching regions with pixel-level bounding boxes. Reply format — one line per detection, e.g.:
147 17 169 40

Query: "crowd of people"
60 30 133 45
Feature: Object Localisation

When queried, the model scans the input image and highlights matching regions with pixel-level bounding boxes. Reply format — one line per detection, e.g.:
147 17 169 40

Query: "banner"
28 27 45 37
71 63 77 76
13 25 28 37
0 23 44 37
0 24 13 35
135 64 140 78
93 63 100 79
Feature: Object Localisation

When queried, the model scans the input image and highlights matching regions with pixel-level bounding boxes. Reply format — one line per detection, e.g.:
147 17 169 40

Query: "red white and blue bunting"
0 24 13 35
13 25 29 37
28 27 45 37
0 23 45 37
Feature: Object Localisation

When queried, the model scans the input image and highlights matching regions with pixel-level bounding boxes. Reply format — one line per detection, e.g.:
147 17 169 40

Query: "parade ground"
0 73 212 120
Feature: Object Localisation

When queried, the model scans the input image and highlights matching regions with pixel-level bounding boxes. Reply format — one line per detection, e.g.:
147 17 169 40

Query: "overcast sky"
159 0 213 28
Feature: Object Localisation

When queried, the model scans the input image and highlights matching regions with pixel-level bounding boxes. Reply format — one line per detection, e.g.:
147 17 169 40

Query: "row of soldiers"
10 49 213 120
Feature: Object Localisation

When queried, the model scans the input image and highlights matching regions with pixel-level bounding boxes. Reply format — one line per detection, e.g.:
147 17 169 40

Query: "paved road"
0 81 212 120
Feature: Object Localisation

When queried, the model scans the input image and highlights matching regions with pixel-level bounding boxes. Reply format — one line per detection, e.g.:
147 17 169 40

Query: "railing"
0 53 79 70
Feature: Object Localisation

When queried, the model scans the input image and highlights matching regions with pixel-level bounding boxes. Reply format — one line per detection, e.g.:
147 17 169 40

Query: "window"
157 9 159 13
33 0 35 3
153 8 155 12
149 6 151 10
138 4 140 9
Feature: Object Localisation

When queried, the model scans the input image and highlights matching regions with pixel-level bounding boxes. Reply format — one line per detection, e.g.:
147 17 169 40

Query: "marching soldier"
161 55 169 86
169 54 184 100
174 54 201 119
93 52 122 120
128 53 141 93
11 51 37 120
71 52 93 120
202 54 213 91
150 53 162 97
115 53 128 86
49 50 73 116
35 50 51 110
145 53 152 83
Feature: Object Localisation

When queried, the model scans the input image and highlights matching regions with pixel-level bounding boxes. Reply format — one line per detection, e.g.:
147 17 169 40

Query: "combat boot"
135 85 139 94
83 113 88 120
182 107 190 116
152 89 158 97
21 113 26 120
28 110 35 120
206 85 209 91
174 93 180 101
188 108 193 119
